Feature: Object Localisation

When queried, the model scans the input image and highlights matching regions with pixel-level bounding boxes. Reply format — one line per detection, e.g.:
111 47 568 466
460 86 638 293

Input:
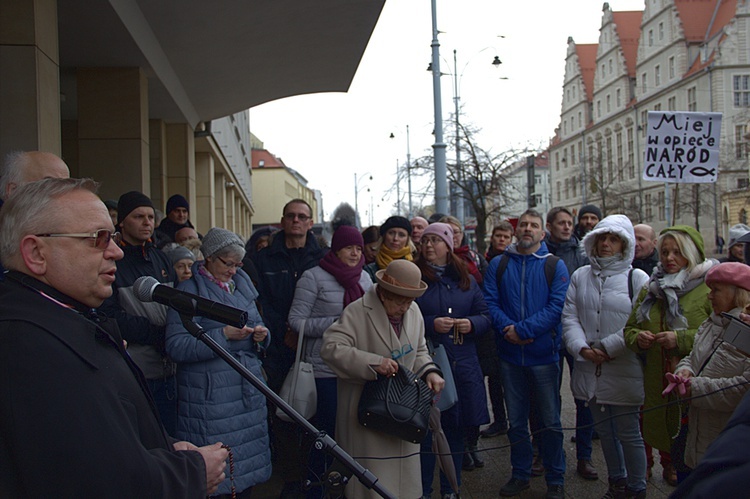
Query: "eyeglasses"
217 256 243 269
283 213 311 222
35 230 121 250
391 343 413 360
422 237 445 246
386 295 414 307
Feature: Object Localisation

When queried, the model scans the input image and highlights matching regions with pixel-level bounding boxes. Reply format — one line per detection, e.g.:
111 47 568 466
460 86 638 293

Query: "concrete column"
149 119 168 210
0 0 61 156
214 172 227 228
77 68 148 199
227 188 236 232
165 123 195 211
195 152 215 234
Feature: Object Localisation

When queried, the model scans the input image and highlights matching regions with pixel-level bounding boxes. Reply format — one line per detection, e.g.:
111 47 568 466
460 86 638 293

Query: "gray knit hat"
165 245 195 267
200 228 244 258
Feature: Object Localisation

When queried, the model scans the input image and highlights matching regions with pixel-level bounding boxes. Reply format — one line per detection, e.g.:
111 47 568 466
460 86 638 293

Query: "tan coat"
321 286 435 499
675 309 750 468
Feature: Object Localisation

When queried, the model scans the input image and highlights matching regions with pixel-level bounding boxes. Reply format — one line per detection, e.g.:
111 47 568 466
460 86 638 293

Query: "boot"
601 478 627 499
462 449 475 471
468 444 484 468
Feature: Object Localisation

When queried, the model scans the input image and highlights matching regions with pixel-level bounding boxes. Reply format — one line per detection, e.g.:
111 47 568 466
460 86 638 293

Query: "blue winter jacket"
416 265 491 429
166 263 272 494
483 242 569 366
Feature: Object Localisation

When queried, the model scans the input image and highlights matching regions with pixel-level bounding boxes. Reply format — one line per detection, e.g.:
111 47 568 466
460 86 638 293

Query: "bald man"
632 224 659 275
410 216 428 244
0 151 70 204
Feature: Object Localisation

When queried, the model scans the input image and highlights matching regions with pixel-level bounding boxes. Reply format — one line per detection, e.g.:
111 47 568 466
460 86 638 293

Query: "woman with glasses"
414 223 491 499
166 228 272 498
287 225 373 498
439 215 488 286
321 260 445 499
364 216 415 282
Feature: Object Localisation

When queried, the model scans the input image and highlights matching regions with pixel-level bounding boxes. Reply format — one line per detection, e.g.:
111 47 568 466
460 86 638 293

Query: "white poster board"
642 111 722 183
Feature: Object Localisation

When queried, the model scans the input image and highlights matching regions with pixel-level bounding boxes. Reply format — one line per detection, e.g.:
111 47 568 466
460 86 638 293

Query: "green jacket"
624 282 712 451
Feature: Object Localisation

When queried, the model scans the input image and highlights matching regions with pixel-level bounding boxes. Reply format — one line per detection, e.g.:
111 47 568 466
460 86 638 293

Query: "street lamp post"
430 0 448 215
354 172 372 228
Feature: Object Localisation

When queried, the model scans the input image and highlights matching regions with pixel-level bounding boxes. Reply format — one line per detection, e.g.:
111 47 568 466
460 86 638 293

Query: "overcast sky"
250 0 646 224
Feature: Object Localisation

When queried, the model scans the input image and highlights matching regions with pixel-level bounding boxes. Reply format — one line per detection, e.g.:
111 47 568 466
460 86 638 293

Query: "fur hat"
379 216 412 237
331 225 364 253
375 260 427 298
421 222 454 251
201 228 244 258
705 262 750 292
117 191 153 226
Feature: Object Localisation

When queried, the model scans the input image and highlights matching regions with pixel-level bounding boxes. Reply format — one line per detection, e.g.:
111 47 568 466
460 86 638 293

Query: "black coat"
0 272 206 497
632 249 659 276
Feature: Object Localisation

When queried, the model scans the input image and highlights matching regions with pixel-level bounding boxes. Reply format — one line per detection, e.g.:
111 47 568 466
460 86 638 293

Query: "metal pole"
407 125 413 218
396 159 400 215
354 173 360 227
454 49 464 225
430 0 448 214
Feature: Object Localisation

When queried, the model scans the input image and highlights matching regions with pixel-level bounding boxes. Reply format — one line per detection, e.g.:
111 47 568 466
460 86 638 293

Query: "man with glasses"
0 178 228 497
100 191 179 435
254 198 325 497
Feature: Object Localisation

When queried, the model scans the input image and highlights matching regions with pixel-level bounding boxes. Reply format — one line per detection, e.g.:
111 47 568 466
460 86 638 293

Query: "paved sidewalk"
255 366 676 498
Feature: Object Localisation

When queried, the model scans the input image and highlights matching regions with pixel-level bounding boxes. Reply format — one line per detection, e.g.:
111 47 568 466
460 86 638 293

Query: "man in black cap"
574 204 602 240
100 191 179 435
155 194 199 248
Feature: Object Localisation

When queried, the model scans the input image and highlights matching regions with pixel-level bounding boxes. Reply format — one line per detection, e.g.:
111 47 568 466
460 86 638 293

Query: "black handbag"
357 363 433 444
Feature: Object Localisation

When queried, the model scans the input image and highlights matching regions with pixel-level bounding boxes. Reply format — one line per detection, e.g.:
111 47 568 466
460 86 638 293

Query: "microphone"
133 276 248 328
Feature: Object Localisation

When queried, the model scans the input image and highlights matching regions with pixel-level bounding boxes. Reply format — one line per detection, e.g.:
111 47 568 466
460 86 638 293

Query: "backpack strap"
627 268 635 301
495 253 510 286
544 255 561 287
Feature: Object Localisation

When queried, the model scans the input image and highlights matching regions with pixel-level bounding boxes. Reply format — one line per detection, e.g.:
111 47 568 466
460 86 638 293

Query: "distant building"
549 0 750 251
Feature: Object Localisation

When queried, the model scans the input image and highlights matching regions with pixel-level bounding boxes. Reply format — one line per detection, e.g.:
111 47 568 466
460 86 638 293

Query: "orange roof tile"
251 149 285 169
577 44 598 101
674 0 736 42
612 11 642 77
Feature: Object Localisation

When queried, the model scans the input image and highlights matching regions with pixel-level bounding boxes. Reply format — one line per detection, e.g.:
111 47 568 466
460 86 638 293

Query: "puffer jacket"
288 265 373 378
562 215 649 406
416 264 491 429
483 241 569 366
165 263 272 494
675 309 750 468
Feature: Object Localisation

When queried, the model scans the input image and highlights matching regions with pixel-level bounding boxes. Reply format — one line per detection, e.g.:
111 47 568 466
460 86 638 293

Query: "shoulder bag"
276 323 317 422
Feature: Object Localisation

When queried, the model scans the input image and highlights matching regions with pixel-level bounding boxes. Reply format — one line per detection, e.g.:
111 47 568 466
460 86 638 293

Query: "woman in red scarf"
288 225 373 497
440 215 488 286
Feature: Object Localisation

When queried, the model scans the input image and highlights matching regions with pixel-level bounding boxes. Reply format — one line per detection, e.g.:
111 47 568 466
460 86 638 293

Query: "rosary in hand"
449 308 464 345
220 444 236 499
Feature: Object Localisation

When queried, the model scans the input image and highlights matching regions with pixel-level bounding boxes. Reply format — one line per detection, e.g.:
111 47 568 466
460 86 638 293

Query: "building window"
669 56 675 79
642 73 647 94
734 75 750 107
571 144 576 164
654 103 662 111
658 191 665 220
668 96 676 111
736 125 747 159
564 178 570 199
597 100 602 118
659 22 664 40
578 111 583 127
609 58 613 74
607 136 613 183
645 193 653 218
616 132 624 181
572 177 577 198
627 127 635 179
655 65 661 87
648 29 653 47
606 95 611 113
555 152 560 171
616 88 621 107
741 209 748 224
739 178 750 189
556 181 561 201
688 86 697 111
564 121 567 134
641 110 648 137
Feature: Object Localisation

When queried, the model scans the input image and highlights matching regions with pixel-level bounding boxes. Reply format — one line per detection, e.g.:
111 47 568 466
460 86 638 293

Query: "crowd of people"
3 150 750 499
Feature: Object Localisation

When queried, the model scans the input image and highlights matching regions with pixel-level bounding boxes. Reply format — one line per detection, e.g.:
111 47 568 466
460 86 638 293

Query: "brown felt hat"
375 260 427 298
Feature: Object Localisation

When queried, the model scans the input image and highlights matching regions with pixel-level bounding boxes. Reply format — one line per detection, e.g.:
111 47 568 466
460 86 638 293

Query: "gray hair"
0 177 99 269
212 244 246 261
0 151 27 200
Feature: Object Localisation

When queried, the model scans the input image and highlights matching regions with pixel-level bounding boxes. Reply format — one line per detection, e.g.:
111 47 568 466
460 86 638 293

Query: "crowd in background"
4 150 750 498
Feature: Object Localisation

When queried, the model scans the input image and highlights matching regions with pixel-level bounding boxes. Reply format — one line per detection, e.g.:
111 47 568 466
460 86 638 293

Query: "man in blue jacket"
484 209 569 499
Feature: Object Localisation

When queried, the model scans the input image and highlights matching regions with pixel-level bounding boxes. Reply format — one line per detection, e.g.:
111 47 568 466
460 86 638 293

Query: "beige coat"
321 286 435 499
675 309 750 468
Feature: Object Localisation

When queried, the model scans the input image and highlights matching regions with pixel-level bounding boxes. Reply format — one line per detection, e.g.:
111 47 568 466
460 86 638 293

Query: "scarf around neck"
375 243 412 270
455 245 482 284
319 250 365 307
636 260 714 330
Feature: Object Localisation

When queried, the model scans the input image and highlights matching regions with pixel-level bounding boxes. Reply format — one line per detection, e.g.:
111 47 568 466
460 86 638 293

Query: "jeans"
146 376 177 436
591 400 647 493
420 426 464 496
500 360 565 485
561 350 594 460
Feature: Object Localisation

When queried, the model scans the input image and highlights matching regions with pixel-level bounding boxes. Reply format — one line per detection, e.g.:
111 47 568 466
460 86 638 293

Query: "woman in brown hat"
321 259 445 498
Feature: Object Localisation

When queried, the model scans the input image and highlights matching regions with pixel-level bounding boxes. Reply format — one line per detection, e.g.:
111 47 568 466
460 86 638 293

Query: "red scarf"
454 245 482 284
319 251 366 307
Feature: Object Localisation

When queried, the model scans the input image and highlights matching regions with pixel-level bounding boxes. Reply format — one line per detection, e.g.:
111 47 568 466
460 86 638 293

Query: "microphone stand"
178 313 395 499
